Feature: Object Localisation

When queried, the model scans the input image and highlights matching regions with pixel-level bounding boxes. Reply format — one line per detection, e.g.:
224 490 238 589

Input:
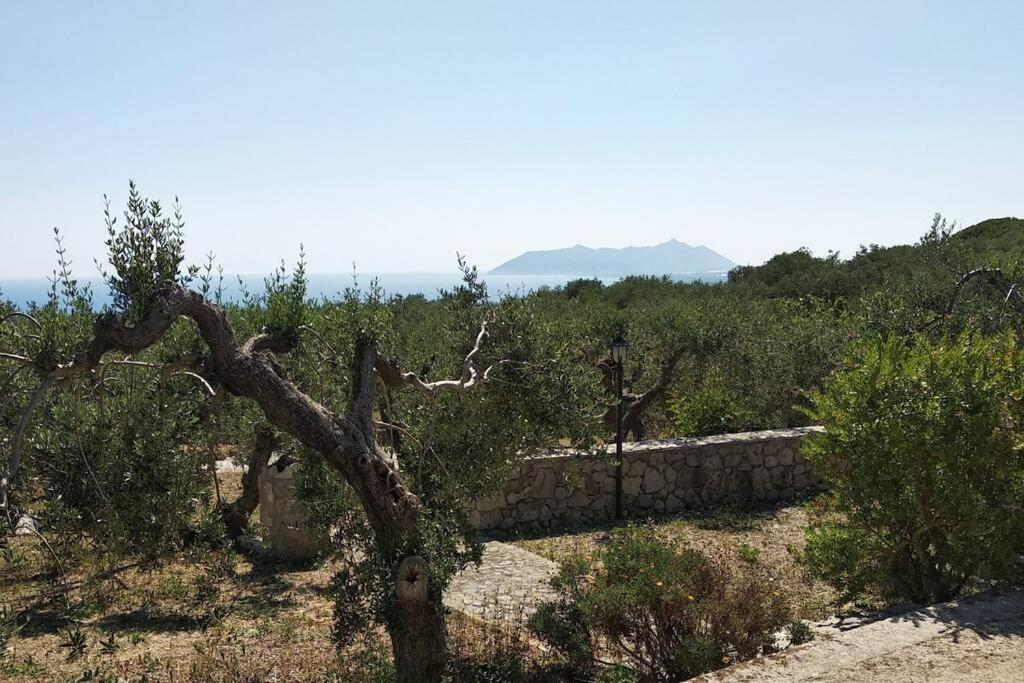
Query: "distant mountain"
489 239 736 277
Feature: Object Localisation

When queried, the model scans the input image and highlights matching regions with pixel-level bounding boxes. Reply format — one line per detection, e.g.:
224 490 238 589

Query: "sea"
0 271 727 309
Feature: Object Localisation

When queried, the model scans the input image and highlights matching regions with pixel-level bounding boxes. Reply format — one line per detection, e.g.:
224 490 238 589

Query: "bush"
671 368 750 437
803 333 1024 604
784 619 815 646
530 526 790 682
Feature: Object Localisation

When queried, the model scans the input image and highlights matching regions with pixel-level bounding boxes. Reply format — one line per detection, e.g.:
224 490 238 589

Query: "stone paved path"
697 589 1024 682
444 541 559 620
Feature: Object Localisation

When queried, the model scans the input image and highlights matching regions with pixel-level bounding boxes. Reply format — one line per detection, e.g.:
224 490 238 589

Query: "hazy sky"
1 1 1021 277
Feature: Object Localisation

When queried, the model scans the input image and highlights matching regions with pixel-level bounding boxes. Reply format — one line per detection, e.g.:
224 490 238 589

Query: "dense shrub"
802 333 1024 604
670 368 751 436
530 526 790 682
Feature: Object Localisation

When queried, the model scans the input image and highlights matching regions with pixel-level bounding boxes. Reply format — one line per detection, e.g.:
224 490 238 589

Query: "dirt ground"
697 589 1024 682
7 492 1018 682
0 543 349 682
0 467 355 682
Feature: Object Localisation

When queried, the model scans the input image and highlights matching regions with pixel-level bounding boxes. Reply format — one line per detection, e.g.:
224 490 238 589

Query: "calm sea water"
0 271 726 309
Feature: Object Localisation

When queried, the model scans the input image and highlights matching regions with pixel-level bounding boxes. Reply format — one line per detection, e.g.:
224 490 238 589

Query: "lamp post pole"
610 333 628 521
615 357 624 520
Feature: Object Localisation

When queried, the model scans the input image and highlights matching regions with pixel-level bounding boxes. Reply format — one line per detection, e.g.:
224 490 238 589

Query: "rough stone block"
259 461 329 562
623 476 642 495
642 467 666 493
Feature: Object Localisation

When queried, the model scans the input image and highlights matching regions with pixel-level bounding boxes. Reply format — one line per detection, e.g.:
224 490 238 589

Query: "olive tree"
0 185 598 681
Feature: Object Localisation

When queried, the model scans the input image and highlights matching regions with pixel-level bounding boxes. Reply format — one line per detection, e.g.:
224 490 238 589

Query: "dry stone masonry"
258 460 329 561
469 427 823 532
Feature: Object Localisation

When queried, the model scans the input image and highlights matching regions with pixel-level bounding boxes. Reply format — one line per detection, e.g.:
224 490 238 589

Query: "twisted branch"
918 266 1024 331
2 284 420 541
374 320 515 396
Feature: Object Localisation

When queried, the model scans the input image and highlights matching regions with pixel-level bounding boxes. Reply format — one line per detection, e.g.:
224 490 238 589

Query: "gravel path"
444 541 559 620
698 589 1024 682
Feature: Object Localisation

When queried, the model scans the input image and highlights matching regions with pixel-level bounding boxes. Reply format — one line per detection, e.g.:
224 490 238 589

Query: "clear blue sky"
1 1 1021 277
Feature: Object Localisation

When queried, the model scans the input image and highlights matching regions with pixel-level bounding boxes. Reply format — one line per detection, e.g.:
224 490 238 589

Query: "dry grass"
0 538 358 682
0 474 832 682
0 466 376 682
512 499 837 620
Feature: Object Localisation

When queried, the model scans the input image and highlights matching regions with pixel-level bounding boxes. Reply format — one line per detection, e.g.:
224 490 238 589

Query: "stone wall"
469 427 823 532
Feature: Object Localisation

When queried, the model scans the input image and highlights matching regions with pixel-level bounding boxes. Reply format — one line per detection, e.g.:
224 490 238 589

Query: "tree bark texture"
7 284 447 680
221 424 278 539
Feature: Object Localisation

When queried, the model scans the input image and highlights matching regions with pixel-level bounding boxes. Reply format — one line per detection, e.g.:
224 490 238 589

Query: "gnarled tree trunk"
221 423 278 539
6 285 448 681
599 347 686 441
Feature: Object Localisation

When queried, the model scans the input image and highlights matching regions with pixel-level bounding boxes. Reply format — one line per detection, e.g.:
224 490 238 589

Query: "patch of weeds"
738 542 761 564
61 626 88 662
268 613 310 641
99 631 119 655
193 572 221 605
599 664 640 683
125 630 148 645
786 619 815 646
0 546 26 570
199 604 230 631
795 596 832 621
0 655 47 678
340 637 395 683
155 575 190 601
0 605 27 658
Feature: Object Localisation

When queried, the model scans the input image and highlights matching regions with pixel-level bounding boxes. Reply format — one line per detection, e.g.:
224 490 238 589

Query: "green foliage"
99 181 194 322
671 368 750 436
530 526 791 682
785 619 815 646
60 626 88 662
737 542 761 564
342 638 397 683
31 381 211 555
527 557 596 676
262 246 309 336
0 605 26 659
7 188 1024 682
729 214 1024 304
445 619 537 683
802 333 1024 604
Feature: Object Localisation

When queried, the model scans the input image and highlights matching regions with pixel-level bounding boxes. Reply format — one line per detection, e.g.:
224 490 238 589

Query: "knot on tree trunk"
371 457 420 518
396 555 429 603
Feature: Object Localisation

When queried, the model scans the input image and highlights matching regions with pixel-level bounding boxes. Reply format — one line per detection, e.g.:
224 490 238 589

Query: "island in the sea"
489 239 736 277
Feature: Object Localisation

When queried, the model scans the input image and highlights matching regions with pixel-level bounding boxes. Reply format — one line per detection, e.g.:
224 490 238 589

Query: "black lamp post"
610 334 629 520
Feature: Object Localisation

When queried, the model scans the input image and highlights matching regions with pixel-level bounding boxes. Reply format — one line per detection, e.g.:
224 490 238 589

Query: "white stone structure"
258 460 328 561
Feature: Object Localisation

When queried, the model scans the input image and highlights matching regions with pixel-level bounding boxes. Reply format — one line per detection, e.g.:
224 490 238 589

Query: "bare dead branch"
374 320 516 397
